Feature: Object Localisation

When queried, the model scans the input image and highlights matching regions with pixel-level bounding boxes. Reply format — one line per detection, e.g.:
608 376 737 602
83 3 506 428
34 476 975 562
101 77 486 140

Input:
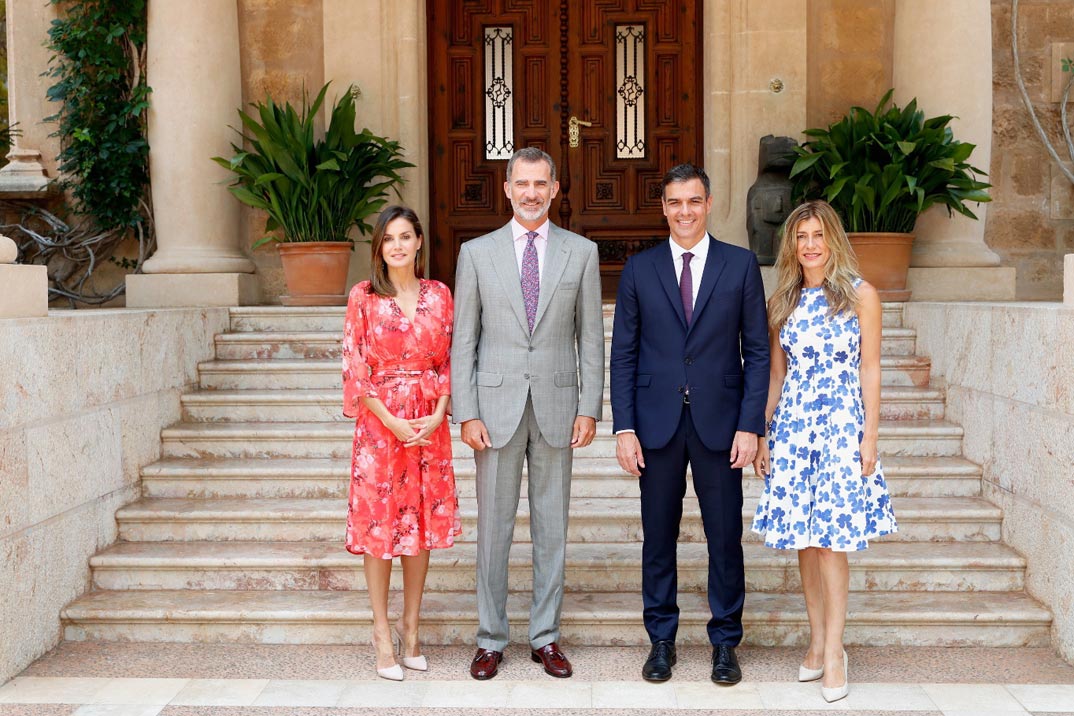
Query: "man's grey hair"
506 147 557 184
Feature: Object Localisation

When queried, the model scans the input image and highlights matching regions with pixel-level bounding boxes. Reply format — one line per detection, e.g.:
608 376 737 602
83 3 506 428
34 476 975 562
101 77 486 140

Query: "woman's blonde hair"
767 200 860 329
367 205 425 297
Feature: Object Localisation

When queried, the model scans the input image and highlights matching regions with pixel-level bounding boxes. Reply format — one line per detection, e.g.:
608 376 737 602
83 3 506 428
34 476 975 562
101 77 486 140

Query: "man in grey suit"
452 147 605 680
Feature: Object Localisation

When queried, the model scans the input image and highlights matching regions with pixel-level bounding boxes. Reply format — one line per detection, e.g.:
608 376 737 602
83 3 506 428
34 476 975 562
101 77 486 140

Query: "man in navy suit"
610 163 769 685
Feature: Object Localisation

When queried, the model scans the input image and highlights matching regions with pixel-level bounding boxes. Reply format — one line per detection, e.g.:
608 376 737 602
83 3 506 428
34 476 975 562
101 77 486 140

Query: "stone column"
1 0 60 185
893 0 1015 300
127 0 258 307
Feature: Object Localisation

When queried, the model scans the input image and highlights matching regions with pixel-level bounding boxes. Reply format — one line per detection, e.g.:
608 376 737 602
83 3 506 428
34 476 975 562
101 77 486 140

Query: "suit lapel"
688 235 726 332
489 225 529 333
532 225 571 331
654 241 688 330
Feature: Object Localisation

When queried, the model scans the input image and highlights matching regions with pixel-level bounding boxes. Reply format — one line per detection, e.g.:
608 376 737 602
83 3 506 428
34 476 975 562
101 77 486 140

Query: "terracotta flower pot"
848 232 914 302
277 242 352 306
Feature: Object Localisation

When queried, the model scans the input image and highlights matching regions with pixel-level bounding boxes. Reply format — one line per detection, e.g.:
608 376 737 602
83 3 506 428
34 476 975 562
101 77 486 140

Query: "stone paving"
1 644 1071 715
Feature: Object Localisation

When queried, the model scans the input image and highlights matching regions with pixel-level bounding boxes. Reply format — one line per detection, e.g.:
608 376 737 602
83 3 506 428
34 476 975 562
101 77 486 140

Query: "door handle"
568 116 593 148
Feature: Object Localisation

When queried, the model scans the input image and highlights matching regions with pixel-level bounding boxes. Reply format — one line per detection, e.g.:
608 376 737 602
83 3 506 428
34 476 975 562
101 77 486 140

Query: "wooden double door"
427 0 704 295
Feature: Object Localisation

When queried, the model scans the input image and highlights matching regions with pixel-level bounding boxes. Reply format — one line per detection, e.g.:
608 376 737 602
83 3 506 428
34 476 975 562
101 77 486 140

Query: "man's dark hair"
661 163 710 198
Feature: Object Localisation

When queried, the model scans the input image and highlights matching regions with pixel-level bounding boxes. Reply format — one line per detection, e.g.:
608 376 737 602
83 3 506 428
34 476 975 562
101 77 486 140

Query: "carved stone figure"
747 135 798 265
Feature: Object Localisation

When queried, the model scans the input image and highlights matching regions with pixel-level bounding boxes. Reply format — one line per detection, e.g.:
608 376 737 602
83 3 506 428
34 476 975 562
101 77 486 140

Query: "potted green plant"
788 89 991 300
213 82 413 305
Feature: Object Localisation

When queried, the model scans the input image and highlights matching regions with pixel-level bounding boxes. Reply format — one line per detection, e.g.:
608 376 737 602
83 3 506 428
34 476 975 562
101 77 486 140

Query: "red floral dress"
342 279 461 558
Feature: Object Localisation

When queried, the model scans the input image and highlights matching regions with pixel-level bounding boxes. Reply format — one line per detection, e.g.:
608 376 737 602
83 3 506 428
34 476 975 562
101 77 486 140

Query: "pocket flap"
476 371 503 387
635 374 652 387
724 373 743 387
554 370 578 387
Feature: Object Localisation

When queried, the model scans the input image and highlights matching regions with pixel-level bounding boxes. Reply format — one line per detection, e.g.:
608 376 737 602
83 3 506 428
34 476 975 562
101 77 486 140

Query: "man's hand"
729 430 758 469
616 432 646 476
461 419 492 451
571 416 597 448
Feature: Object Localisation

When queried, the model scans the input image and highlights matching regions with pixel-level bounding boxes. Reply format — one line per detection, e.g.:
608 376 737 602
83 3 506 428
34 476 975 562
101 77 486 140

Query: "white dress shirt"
511 218 549 282
669 234 709 309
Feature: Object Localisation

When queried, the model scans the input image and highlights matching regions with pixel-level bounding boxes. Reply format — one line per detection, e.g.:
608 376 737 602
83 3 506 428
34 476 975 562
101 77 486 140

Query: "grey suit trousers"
474 396 572 651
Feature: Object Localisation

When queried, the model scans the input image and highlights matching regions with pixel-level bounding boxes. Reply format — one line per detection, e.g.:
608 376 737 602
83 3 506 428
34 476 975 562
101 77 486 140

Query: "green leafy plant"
789 89 991 234
46 0 151 231
213 83 413 249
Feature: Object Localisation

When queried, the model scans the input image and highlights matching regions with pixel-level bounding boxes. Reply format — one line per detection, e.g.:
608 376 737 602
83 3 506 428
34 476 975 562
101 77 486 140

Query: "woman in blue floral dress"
752 200 897 703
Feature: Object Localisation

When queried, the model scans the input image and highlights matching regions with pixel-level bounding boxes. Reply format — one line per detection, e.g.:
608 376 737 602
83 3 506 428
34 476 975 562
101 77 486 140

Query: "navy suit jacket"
610 236 770 452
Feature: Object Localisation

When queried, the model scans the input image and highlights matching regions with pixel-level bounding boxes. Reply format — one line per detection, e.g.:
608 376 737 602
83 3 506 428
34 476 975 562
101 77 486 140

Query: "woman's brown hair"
368 204 425 297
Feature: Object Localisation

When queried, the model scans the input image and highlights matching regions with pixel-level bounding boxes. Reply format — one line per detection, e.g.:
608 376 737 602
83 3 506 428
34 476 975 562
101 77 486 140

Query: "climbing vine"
5 0 153 305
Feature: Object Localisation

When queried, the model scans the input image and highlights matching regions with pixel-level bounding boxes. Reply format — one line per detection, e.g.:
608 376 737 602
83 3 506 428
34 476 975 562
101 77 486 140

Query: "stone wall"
990 1 1074 299
905 301 1074 661
0 308 227 682
805 0 895 129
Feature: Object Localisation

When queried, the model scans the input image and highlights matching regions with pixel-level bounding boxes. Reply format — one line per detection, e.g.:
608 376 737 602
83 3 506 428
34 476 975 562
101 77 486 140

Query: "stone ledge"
907 267 1016 301
0 264 47 318
126 273 260 308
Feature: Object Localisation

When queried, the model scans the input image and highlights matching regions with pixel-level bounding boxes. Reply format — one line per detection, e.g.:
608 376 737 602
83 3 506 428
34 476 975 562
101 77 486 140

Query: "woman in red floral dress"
342 205 460 680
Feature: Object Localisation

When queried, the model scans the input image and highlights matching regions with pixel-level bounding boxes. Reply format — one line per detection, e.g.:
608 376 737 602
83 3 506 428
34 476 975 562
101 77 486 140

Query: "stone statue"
747 135 798 265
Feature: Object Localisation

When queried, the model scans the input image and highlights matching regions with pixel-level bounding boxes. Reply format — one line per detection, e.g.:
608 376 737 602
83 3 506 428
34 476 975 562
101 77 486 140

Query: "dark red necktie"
680 252 694 325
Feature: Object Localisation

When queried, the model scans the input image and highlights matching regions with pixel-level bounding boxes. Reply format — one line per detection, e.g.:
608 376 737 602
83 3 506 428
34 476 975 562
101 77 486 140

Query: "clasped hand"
386 412 443 448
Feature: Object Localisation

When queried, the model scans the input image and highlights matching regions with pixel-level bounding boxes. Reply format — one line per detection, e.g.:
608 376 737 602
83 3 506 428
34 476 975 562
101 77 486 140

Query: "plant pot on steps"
848 232 914 303
277 242 352 306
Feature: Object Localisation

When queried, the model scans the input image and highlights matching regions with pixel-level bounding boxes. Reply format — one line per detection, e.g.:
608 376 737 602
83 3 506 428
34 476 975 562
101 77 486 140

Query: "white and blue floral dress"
751 284 898 552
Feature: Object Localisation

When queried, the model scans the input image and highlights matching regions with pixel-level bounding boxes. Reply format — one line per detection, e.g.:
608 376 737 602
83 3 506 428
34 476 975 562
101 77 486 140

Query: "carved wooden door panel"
427 0 703 295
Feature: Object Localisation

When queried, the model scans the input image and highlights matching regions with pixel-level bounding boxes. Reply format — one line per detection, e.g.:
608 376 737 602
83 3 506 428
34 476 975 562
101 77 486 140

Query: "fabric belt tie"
371 366 440 403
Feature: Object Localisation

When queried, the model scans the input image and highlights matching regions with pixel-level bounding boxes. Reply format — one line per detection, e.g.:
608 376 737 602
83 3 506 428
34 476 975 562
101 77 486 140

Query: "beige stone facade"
991 0 1074 299
9 0 1064 304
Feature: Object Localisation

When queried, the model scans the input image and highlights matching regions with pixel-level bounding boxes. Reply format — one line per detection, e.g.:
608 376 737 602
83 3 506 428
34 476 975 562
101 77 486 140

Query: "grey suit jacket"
451 222 605 449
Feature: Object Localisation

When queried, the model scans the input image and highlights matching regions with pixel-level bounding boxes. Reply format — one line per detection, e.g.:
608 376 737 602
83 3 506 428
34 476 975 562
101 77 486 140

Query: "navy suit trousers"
638 404 745 646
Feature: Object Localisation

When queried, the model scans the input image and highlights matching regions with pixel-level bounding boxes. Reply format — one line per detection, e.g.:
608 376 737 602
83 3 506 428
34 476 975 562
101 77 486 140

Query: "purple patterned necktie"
680 251 694 325
522 231 540 333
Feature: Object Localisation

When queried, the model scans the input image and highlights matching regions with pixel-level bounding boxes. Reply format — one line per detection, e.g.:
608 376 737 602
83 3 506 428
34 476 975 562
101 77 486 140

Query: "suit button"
685 357 693 365
524 373 531 379
528 347 534 352
677 386 684 393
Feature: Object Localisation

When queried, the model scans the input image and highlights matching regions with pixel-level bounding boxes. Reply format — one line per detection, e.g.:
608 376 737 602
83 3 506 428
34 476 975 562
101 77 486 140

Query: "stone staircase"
61 303 1053 647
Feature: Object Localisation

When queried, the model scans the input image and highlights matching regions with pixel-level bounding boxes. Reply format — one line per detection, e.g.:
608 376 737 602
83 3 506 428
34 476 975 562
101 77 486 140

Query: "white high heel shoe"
394 625 429 671
372 637 404 681
798 662 824 682
820 650 848 703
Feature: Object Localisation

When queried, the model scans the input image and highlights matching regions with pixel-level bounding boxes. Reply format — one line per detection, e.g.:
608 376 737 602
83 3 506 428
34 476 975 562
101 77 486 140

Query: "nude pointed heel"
373 636 404 681
798 662 824 682
820 651 848 703
395 625 428 671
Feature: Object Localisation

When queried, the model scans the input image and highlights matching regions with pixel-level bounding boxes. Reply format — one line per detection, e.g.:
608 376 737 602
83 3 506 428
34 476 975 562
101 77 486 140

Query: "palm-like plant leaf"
789 90 990 233
212 81 415 246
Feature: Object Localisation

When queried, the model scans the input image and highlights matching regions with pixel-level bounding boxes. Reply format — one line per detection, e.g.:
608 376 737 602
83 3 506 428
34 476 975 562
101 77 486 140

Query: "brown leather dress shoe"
530 642 572 678
470 648 504 680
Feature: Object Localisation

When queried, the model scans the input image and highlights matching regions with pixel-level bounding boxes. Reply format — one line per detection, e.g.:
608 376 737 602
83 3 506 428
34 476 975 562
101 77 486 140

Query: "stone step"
89 540 1026 594
61 589 1051 646
180 385 945 423
114 495 1000 543
141 454 981 500
196 355 932 390
159 420 964 460
141 455 982 500
213 327 918 361
226 303 908 333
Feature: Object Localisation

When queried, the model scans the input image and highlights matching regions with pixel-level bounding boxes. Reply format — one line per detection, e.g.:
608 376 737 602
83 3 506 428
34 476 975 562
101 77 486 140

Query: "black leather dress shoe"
642 640 676 682
711 644 742 685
